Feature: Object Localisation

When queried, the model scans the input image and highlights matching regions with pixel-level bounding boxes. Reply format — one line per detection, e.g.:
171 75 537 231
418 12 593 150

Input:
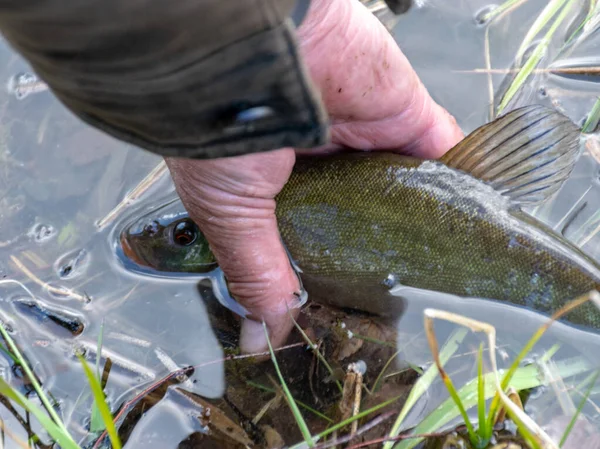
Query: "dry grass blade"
96 160 168 230
310 411 396 449
0 419 30 449
9 255 88 303
383 327 469 449
485 292 599 423
423 308 557 449
288 310 343 394
454 66 600 74
482 0 529 119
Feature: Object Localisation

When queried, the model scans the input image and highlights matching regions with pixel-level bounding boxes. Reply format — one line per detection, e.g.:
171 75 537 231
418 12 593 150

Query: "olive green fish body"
276 153 600 328
119 105 599 331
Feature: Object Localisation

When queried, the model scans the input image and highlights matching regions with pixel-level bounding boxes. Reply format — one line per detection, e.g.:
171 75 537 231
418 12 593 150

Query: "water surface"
0 0 599 447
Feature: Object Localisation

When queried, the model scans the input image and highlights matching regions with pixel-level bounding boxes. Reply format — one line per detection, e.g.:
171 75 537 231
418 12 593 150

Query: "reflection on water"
0 0 599 447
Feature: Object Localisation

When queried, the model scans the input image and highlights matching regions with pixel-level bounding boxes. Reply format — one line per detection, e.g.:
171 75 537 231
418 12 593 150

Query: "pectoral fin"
441 105 582 205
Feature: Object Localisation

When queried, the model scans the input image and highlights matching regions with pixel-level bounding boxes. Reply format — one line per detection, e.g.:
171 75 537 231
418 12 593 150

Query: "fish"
118 105 600 332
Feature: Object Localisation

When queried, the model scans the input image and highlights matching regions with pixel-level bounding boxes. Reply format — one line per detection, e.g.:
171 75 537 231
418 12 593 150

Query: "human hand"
165 0 464 354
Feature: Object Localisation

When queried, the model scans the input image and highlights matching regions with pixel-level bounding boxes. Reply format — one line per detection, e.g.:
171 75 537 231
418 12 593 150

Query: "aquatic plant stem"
263 322 315 447
0 323 69 435
486 291 599 428
246 381 334 423
515 0 568 62
383 327 469 449
78 355 122 449
496 0 576 115
287 393 405 449
480 0 529 23
559 370 599 447
288 311 343 394
582 97 600 133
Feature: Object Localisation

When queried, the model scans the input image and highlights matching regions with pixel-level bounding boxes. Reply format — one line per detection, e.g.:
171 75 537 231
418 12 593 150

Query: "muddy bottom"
80 289 566 449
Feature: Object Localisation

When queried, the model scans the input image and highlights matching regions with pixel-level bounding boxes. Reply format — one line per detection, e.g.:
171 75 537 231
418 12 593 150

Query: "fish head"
119 202 216 274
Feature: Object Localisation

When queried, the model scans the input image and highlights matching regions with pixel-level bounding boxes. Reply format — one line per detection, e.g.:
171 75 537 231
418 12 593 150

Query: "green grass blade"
504 404 543 449
0 342 19 364
560 0 599 51
78 355 122 449
476 344 489 443
287 393 404 449
582 97 600 133
515 0 568 61
383 327 469 449
0 323 69 434
480 0 527 23
442 374 479 445
90 323 106 433
95 322 104 379
497 0 576 115
0 378 79 449
246 381 334 423
352 332 397 348
263 322 314 447
393 355 592 449
372 350 401 393
289 312 343 394
559 370 599 447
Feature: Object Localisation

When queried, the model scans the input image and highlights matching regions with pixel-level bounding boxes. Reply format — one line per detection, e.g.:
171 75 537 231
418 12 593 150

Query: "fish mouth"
119 232 146 268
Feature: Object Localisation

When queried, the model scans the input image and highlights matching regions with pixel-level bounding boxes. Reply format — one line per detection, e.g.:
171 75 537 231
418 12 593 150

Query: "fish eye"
172 220 198 247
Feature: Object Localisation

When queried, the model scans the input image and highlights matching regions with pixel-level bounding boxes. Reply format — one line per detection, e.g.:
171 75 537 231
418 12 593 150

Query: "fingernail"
240 319 269 355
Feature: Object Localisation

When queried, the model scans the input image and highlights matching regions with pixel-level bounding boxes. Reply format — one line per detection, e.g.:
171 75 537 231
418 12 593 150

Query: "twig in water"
96 160 168 231
481 0 528 118
454 66 600 75
311 410 396 449
9 255 89 303
342 430 451 449
0 418 31 449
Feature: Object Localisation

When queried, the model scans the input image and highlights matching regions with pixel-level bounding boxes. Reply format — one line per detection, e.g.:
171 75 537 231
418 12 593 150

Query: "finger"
297 0 464 158
165 150 301 354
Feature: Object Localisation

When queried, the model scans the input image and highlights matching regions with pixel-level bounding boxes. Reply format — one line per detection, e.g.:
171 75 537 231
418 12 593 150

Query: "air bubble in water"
55 248 89 279
474 4 498 26
29 223 56 242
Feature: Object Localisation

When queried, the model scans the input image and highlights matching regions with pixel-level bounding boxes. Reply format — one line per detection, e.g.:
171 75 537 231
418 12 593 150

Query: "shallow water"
0 0 599 447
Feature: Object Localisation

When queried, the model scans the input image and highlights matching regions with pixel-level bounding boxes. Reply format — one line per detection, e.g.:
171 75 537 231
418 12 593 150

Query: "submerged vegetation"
0 284 598 448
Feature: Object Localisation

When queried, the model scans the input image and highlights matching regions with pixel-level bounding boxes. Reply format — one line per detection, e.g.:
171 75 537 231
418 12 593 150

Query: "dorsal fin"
440 105 582 205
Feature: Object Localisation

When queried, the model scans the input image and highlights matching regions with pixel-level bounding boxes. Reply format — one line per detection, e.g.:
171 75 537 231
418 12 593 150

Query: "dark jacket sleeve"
0 0 330 159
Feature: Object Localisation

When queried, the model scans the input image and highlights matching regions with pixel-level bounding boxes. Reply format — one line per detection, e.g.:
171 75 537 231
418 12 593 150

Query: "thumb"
165 150 302 354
